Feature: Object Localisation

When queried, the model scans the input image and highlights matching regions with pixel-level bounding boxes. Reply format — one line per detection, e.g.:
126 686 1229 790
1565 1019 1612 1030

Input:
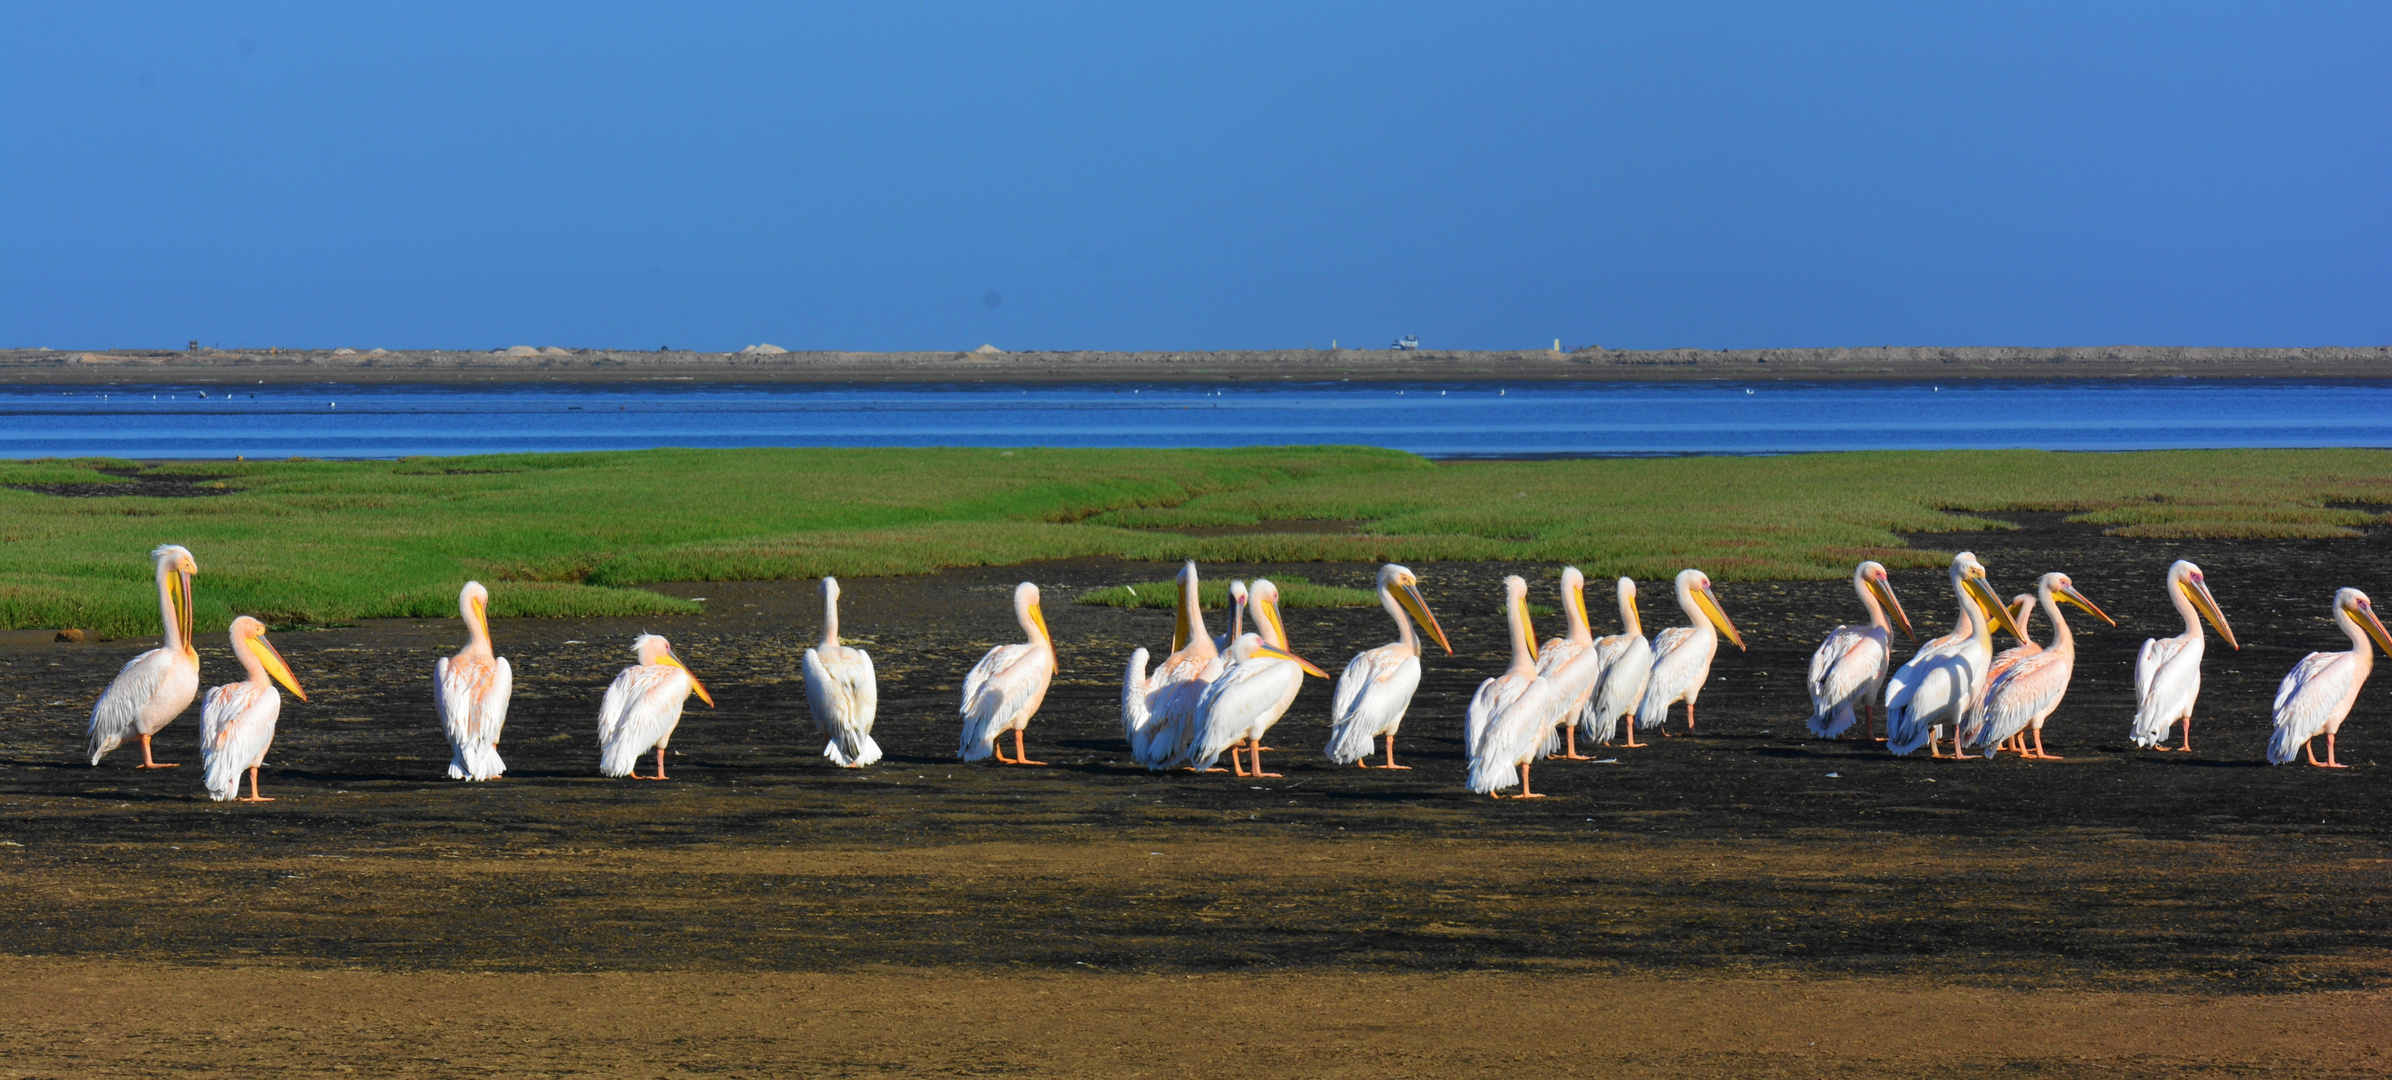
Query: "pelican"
1581 578 1653 747
1211 580 1249 651
1966 573 2116 759
803 577 880 767
1325 564 1452 769
1189 629 1330 777
597 634 715 779
1185 579 1318 773
1122 561 1221 769
198 616 307 802
2267 588 2392 768
1534 568 1603 760
1466 575 1562 798
1633 569 1745 737
2129 560 2239 752
1805 561 1915 740
1970 595 2040 753
1884 553 2027 757
959 582 1056 765
435 581 510 781
88 545 200 768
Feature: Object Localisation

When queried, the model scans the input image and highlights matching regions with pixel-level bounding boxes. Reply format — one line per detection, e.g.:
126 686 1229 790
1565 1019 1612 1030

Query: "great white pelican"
1187 579 1326 775
598 634 715 780
435 580 511 781
803 577 881 767
2129 560 2238 752
1633 569 1745 737
1805 561 1915 740
1466 575 1562 798
88 544 200 769
1884 553 2026 757
1122 560 1222 769
2267 588 2392 768
959 582 1057 765
1582 577 1652 747
1533 567 1604 760
1966 573 2115 759
198 615 307 803
1325 564 1452 769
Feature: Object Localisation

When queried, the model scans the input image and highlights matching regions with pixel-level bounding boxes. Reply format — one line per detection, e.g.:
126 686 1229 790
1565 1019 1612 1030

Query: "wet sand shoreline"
5 344 2388 385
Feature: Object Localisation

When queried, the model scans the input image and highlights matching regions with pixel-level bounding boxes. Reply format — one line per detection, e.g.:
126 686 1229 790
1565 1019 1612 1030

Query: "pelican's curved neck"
1675 577 1712 641
2170 576 2202 640
1507 593 1538 674
1380 581 1417 656
155 558 185 655
1562 580 1590 645
820 589 841 649
1619 588 1642 638
2040 582 2073 655
1856 574 1888 633
2337 606 2375 657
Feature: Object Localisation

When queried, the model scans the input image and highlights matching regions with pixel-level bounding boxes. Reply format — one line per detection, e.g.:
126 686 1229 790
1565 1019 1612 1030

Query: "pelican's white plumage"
2129 560 2239 752
2267 588 2392 767
1467 576 1560 797
1533 568 1604 760
1967 573 2115 758
1884 553 2025 757
1633 569 1745 736
959 582 1057 764
1581 578 1652 746
598 634 714 779
1882 553 1998 733
1211 581 1248 652
1325 564 1452 768
1805 561 1914 739
435 581 511 781
802 577 881 768
198 616 307 803
1122 561 1221 769
88 544 201 768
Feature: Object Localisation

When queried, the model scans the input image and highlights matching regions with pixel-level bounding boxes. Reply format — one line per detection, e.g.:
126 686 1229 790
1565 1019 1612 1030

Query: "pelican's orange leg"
2316 732 2349 769
135 733 179 769
2024 727 2063 761
1228 740 1251 777
1510 762 1546 799
1377 731 1411 770
635 746 669 780
1623 717 1644 748
1554 724 1590 761
2177 716 2193 753
236 765 274 803
1009 728 1046 766
1248 742 1281 779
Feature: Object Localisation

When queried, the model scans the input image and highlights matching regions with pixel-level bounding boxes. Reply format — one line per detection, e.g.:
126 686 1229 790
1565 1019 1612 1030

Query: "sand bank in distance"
1 344 2385 385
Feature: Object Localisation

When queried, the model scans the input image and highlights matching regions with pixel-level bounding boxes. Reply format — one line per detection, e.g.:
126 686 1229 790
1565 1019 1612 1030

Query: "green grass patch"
2 446 2386 637
1076 576 1378 610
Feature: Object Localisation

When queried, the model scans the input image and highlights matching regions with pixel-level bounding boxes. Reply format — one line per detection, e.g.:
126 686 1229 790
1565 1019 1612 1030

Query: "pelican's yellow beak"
1965 573 2029 640
1253 643 1330 679
1030 600 1051 647
1169 576 1193 655
1258 594 1291 650
2348 599 2392 656
659 652 715 707
1696 584 1744 651
2057 584 2116 627
1398 579 1453 655
2184 577 2237 650
471 593 491 639
172 569 197 658
249 630 306 703
1868 574 1915 642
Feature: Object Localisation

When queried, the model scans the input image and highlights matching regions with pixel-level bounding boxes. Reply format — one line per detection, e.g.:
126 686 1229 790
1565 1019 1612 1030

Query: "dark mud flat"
5 515 2391 994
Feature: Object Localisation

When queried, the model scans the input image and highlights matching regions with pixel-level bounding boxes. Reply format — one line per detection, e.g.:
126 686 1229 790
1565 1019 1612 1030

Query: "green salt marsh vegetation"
2 446 2386 637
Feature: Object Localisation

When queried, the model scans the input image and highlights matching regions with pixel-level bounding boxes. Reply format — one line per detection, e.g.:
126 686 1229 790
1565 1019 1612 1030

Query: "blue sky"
3 2 2385 352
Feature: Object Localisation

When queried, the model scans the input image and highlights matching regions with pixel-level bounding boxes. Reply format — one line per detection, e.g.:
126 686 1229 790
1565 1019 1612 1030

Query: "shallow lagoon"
3 378 2386 459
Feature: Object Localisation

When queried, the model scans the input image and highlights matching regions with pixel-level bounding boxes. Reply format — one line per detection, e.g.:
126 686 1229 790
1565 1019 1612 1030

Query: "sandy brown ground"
4 344 2389 384
5 515 2392 1075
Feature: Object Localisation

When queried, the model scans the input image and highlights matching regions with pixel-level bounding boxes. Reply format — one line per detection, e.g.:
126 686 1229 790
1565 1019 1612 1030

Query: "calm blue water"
2 380 2386 459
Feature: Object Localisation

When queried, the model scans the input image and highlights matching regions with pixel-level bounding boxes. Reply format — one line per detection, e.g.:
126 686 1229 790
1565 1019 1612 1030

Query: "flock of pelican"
79 543 2392 802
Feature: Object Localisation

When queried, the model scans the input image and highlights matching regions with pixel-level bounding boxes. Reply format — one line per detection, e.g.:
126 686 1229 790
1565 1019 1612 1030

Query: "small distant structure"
738 343 788 355
972 343 1004 355
1390 335 1419 351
